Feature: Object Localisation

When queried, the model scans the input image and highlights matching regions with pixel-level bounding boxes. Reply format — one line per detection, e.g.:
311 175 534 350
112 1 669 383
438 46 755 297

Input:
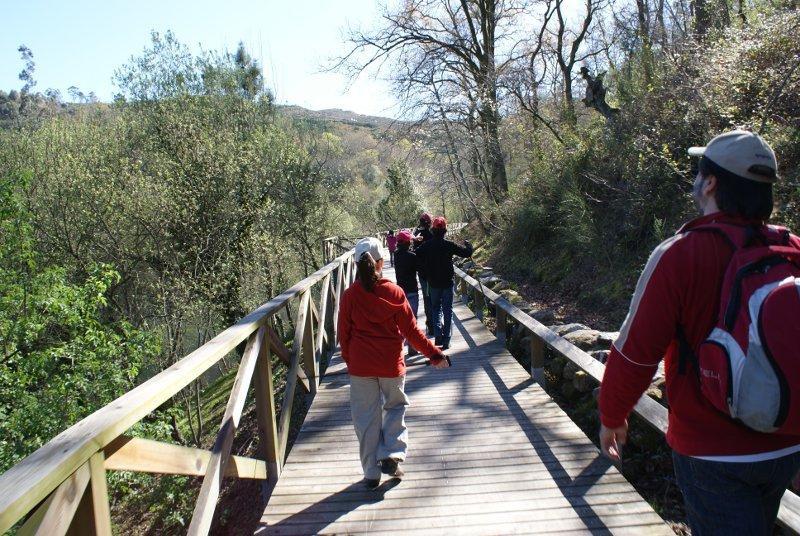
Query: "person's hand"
600 421 627 463
431 355 451 368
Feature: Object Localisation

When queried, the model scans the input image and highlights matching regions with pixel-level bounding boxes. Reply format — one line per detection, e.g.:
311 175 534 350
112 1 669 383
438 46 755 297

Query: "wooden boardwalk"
257 266 671 535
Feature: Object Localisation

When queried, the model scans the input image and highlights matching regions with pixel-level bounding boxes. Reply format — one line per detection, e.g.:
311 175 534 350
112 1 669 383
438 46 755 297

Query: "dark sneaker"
407 347 419 357
380 458 405 478
441 342 450 350
363 478 380 489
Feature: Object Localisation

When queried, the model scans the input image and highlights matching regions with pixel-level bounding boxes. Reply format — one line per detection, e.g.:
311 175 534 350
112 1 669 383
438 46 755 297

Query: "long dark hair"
356 252 380 292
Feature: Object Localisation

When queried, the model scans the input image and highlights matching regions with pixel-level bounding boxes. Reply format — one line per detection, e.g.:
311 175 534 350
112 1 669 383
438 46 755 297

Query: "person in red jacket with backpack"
599 130 800 535
338 237 450 489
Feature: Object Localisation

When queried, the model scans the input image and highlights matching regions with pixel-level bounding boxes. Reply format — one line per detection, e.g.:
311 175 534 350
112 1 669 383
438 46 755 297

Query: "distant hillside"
277 105 399 129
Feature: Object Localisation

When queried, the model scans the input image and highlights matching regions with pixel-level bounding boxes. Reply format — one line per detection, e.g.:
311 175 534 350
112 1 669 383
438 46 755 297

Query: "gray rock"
519 335 533 353
531 308 556 324
598 331 619 346
480 275 502 286
547 357 566 377
589 350 610 363
562 361 580 380
493 280 510 292
563 329 602 350
647 377 667 404
495 290 525 307
551 323 592 337
573 371 595 393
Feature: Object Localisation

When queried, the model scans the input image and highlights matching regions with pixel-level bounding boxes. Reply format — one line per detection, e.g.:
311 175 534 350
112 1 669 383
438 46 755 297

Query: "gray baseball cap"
354 237 384 262
688 130 778 183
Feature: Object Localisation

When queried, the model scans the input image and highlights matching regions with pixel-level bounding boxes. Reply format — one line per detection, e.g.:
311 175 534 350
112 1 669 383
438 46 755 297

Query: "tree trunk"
563 74 576 122
693 0 710 38
636 0 653 83
482 105 508 197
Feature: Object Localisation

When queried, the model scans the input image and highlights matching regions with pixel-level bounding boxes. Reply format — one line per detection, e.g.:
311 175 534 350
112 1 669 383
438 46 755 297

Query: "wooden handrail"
0 247 357 534
453 265 800 534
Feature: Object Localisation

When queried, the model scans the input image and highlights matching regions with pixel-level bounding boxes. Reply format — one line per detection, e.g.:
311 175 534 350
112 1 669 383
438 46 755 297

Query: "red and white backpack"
680 223 800 434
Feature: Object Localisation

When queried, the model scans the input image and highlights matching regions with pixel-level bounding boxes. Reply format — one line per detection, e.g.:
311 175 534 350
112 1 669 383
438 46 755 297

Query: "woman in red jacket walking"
338 237 450 489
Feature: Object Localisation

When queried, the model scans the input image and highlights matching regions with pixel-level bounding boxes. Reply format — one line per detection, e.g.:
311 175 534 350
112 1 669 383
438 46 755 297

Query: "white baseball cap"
354 237 384 262
688 130 778 183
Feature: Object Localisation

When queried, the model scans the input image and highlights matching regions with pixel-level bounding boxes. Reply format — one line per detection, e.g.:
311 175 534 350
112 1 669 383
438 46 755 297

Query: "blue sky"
0 0 399 117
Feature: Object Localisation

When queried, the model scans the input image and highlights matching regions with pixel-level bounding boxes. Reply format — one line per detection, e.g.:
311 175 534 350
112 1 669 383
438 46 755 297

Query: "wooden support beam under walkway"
256 264 672 535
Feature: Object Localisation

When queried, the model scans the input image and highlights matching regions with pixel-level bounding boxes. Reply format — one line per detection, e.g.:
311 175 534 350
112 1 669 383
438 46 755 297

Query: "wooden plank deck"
256 265 671 535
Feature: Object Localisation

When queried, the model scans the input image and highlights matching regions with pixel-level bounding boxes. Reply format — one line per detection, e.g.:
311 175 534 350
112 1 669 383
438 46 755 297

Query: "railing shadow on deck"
255 479 402 535
262 305 621 533
451 265 800 534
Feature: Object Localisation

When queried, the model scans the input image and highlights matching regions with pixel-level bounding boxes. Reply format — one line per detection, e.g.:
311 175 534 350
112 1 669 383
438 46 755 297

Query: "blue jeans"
429 284 454 347
672 451 800 535
405 292 419 350
418 277 433 334
406 291 419 318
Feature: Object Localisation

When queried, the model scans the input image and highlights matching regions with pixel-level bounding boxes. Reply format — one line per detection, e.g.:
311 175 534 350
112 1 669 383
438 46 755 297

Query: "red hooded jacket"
338 278 443 377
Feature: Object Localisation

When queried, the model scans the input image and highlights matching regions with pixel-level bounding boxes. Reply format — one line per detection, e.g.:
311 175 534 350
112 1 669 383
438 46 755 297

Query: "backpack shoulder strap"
686 222 747 250
676 324 699 376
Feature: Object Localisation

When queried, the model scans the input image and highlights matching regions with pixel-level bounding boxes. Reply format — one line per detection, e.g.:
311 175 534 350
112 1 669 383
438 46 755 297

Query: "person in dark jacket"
412 213 434 335
339 237 449 489
415 217 473 349
394 230 421 356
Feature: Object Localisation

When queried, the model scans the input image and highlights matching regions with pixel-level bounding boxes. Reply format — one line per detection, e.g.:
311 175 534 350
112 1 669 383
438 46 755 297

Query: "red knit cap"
397 230 413 244
432 216 447 229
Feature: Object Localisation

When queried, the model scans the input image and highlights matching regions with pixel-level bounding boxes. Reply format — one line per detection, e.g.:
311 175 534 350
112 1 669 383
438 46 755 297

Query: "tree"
339 0 527 199
17 45 36 93
0 171 159 472
549 0 607 120
377 161 424 229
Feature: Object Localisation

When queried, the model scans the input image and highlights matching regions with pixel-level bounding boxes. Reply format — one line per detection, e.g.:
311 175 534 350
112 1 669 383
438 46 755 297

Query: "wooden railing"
453 265 800 534
0 248 358 535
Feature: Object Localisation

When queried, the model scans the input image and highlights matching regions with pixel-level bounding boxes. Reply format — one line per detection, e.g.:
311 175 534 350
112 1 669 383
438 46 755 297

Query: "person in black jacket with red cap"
413 213 434 335
394 230 422 356
415 217 473 349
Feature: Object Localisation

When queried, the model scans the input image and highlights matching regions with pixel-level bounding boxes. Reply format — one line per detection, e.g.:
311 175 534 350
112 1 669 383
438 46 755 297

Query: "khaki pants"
349 375 410 479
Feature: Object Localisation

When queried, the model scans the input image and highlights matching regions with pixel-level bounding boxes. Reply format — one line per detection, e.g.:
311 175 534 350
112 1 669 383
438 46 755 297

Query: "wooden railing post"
332 259 345 347
254 331 280 500
496 306 507 344
325 273 336 356
315 273 331 365
302 292 318 395
459 279 468 304
188 327 265 536
277 290 311 462
87 452 112 536
530 334 546 385
18 463 91 536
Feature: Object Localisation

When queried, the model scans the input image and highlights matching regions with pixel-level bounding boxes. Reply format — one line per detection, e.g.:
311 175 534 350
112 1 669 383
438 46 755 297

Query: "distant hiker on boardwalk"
386 229 397 267
338 237 450 489
413 213 434 335
394 230 422 356
415 217 473 350
599 130 800 535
